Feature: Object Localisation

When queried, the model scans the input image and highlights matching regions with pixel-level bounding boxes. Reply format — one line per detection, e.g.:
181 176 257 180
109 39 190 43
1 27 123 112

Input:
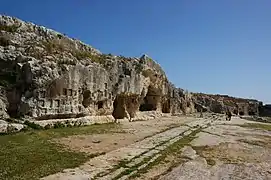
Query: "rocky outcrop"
0 120 25 133
0 15 196 122
0 15 265 123
0 87 9 119
259 104 271 117
192 93 261 116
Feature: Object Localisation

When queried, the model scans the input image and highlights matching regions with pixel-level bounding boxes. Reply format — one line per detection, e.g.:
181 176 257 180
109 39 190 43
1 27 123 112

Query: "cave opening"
233 109 238 115
248 111 256 116
162 99 171 113
82 90 91 108
139 86 160 112
112 96 126 119
112 95 139 119
239 111 244 116
97 101 104 109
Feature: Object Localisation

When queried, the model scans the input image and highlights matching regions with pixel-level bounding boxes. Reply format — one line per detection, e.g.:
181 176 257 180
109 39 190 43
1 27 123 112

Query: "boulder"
0 122 24 133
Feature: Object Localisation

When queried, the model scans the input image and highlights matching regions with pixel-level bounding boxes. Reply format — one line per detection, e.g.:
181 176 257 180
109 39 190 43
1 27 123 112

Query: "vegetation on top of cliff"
0 15 161 73
43 39 65 54
0 15 166 82
0 24 19 33
72 51 107 64
146 56 153 62
135 63 144 73
39 39 109 66
193 92 258 103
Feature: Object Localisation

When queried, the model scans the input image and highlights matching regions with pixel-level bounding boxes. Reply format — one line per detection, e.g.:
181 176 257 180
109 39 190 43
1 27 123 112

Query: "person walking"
226 110 232 121
200 109 203 118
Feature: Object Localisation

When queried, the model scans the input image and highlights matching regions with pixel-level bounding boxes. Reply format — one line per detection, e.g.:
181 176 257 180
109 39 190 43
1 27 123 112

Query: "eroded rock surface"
0 15 265 123
193 93 262 116
0 15 195 122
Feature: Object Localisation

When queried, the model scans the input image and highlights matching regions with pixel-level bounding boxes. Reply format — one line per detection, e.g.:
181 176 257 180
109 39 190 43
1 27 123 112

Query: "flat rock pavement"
42 114 271 180
42 117 212 180
160 116 271 180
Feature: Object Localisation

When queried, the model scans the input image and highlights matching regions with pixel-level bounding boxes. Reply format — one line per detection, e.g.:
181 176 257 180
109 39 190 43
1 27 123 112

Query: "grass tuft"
239 123 271 131
193 146 217 166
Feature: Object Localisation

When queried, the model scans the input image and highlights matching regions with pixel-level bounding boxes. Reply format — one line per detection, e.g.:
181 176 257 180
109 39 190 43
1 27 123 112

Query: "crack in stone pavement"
42 119 212 180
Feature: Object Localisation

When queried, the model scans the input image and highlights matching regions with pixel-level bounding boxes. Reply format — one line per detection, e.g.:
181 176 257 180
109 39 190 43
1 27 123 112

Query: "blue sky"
1 0 271 103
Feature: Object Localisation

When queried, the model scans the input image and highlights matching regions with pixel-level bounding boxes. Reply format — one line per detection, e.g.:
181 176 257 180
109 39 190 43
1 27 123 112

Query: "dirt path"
42 114 271 180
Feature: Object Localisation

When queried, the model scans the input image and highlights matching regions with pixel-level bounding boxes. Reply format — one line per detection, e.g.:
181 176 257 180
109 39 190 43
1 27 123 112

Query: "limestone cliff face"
0 15 264 121
192 93 261 116
0 15 194 121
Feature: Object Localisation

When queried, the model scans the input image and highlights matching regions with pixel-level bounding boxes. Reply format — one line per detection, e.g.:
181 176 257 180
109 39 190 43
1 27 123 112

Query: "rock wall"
0 87 9 119
0 15 195 121
0 15 264 122
192 93 261 116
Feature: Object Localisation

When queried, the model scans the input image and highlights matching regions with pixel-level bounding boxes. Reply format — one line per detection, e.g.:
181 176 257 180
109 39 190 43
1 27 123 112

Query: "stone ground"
53 116 192 154
42 113 271 180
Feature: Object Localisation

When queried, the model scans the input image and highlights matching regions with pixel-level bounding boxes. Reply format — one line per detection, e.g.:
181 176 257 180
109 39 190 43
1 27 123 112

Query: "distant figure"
226 110 232 121
199 109 203 118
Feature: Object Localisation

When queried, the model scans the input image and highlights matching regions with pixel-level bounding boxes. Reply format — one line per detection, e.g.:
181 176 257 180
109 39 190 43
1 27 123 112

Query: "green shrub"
57 34 63 39
6 125 16 133
53 122 65 129
0 24 19 33
74 120 83 127
146 57 153 61
65 120 73 128
44 124 52 130
73 51 106 65
24 121 44 130
43 40 65 54
135 63 143 73
21 126 31 132
0 80 9 87
72 51 92 60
